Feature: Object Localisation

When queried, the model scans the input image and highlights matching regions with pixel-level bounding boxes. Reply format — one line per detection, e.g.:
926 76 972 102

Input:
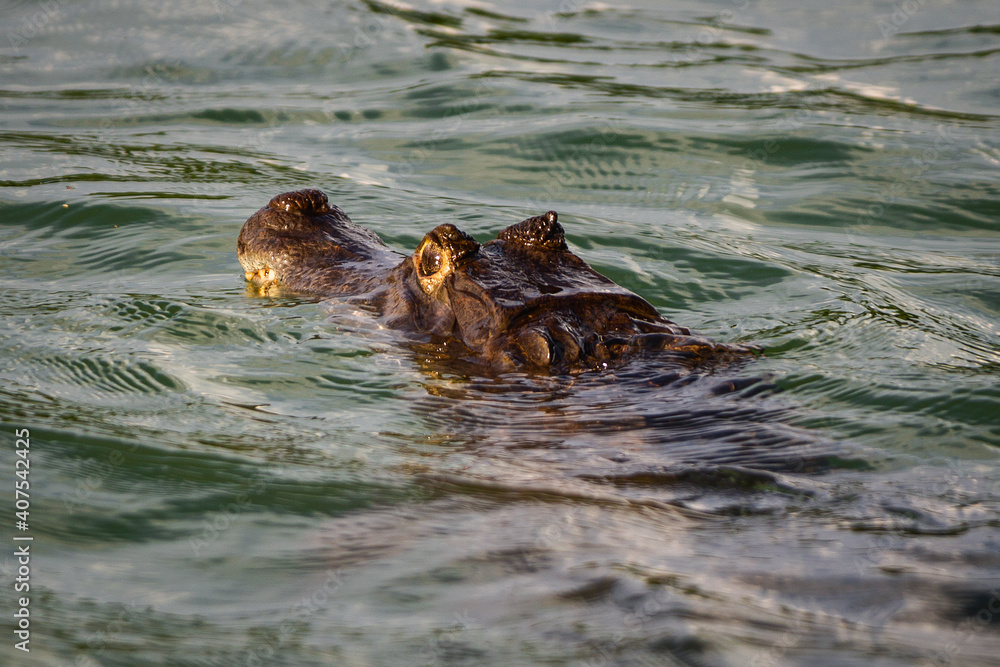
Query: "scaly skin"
238 189 757 371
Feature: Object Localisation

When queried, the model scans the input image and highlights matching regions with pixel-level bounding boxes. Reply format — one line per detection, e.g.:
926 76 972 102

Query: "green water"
1 0 999 665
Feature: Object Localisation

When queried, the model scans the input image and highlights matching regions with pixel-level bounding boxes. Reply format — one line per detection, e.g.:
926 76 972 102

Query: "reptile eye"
420 246 443 276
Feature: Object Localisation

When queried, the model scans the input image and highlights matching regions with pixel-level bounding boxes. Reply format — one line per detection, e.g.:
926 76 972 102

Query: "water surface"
1 0 999 665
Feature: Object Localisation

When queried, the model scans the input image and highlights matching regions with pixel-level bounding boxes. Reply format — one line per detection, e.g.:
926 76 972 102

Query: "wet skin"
237 189 757 372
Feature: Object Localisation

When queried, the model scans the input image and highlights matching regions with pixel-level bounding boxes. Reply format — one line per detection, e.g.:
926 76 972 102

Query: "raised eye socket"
420 246 443 276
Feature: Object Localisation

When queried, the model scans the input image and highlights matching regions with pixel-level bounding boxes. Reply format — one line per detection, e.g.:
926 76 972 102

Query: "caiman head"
238 189 756 372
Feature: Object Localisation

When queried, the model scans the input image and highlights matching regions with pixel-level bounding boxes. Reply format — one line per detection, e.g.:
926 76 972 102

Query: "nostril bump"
268 189 330 215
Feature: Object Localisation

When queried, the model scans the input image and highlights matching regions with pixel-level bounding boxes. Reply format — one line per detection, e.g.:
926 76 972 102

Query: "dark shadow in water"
384 333 862 518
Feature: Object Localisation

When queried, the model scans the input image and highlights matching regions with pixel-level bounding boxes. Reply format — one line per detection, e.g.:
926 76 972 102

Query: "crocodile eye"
420 246 443 276
414 224 477 296
414 239 451 295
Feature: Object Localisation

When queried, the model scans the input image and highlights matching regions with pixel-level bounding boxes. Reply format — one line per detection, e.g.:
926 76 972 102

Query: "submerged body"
237 189 756 371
